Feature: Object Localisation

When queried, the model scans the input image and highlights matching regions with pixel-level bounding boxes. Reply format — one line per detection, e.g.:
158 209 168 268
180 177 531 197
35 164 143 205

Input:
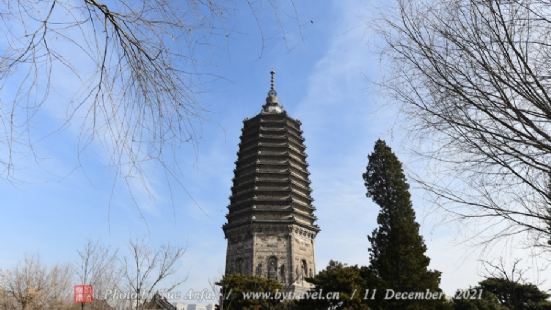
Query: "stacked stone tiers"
223 111 319 235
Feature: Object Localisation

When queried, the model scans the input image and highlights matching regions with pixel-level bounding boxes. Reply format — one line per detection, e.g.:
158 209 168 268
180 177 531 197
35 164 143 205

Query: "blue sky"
0 0 547 302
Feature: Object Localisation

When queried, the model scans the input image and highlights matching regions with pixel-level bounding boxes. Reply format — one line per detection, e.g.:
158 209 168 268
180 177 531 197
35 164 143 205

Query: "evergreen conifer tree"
363 139 444 309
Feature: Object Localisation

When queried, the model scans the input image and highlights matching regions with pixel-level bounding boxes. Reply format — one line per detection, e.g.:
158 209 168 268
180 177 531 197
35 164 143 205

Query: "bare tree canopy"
75 240 119 309
0 255 72 309
122 240 185 309
0 241 186 309
382 0 551 246
0 0 236 186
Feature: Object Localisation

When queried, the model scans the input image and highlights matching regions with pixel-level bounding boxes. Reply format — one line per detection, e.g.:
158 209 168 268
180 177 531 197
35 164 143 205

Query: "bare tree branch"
381 0 551 247
0 255 72 310
122 239 185 309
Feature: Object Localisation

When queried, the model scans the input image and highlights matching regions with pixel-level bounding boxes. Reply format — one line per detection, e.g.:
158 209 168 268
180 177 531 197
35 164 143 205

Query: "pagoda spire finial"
270 69 276 91
267 69 277 97
263 69 283 113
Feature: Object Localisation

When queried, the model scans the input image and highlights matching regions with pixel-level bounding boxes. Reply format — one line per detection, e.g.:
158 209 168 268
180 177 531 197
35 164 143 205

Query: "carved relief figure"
256 263 263 276
267 256 277 280
301 259 307 281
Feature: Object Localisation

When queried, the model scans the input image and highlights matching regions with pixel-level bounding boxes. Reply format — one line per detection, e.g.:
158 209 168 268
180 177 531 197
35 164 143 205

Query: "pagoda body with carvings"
222 72 319 293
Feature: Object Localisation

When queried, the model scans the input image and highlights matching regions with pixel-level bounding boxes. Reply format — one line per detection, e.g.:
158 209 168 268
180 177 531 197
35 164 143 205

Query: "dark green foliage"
363 139 444 309
478 278 551 310
297 260 370 310
452 278 551 310
452 290 508 310
217 273 283 310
